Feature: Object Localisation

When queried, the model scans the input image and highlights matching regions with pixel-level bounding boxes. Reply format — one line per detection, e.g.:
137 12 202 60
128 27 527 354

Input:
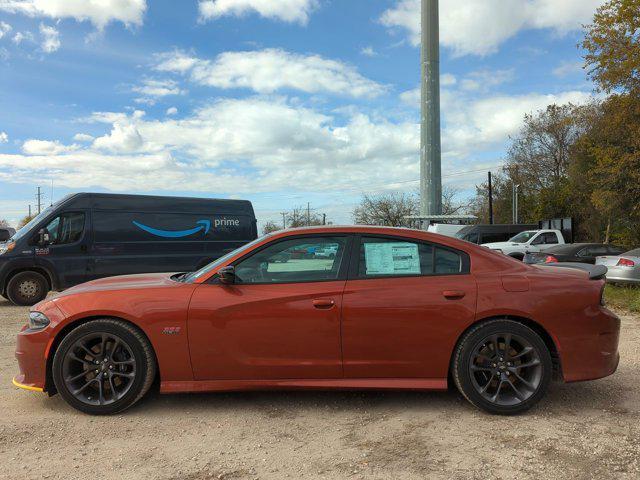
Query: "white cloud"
0 0 147 29
132 78 186 104
459 69 514 92
441 73 457 86
198 0 318 25
360 46 377 57
166 107 178 116
0 21 11 39
92 121 145 153
0 131 8 143
22 139 78 155
0 90 595 201
552 60 584 78
39 23 59 53
380 0 605 56
154 48 386 98
73 133 94 142
12 30 33 44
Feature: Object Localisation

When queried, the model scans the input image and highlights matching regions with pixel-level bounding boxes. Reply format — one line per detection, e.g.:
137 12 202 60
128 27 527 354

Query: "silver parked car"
596 248 640 284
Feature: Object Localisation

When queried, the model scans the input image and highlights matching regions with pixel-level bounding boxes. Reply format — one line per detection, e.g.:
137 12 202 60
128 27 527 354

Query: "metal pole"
306 202 311 226
488 172 494 225
36 186 42 214
420 0 442 216
515 185 519 224
281 212 287 229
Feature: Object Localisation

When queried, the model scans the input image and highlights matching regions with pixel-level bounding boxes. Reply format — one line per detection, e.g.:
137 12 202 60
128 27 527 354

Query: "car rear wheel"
452 319 552 415
52 319 156 415
6 271 49 306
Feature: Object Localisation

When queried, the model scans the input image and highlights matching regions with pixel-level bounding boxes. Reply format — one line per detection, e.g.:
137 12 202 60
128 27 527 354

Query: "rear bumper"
560 307 621 383
604 266 640 284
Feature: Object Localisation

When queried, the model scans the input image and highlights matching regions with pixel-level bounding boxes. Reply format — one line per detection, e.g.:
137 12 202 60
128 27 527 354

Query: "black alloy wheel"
53 319 156 415
453 319 552 415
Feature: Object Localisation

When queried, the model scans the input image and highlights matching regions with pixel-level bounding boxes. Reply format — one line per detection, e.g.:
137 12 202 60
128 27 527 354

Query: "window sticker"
365 242 421 275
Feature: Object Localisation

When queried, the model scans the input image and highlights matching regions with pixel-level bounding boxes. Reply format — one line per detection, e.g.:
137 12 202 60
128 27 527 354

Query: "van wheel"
452 319 552 415
6 271 49 306
52 319 156 415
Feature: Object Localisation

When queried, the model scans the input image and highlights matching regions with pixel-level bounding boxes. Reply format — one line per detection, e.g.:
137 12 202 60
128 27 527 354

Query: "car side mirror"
37 228 50 246
218 266 236 285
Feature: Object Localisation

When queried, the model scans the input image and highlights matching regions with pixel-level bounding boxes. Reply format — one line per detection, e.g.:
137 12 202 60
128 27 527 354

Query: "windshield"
508 231 537 243
183 235 270 283
9 206 55 242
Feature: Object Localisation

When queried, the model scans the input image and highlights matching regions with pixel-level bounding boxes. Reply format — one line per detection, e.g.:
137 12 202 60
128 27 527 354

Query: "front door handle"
443 290 466 300
312 299 335 309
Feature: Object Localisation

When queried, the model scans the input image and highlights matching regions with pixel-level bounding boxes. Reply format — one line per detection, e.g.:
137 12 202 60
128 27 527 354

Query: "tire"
452 319 552 415
52 319 156 415
6 271 49 306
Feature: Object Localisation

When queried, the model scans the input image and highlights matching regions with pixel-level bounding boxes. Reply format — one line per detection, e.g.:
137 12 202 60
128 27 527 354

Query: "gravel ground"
1 297 639 480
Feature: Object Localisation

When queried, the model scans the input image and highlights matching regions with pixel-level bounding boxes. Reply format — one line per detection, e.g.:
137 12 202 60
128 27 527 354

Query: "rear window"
357 237 466 277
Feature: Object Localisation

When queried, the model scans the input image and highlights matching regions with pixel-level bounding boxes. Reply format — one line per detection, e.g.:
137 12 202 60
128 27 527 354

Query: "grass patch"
605 284 640 313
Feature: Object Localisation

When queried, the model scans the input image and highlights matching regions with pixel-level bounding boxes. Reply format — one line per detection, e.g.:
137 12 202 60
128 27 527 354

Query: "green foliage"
605 284 640 313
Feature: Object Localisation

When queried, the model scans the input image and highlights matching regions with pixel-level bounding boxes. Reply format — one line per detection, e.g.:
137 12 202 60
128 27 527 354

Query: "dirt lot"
1 299 639 480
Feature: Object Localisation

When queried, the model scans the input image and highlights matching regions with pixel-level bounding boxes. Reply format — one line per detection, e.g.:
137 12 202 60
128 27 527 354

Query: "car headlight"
0 241 14 255
29 311 50 330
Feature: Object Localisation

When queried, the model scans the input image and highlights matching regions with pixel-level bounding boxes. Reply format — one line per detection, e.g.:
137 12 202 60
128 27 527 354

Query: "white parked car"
596 248 640 284
427 223 468 238
482 229 566 260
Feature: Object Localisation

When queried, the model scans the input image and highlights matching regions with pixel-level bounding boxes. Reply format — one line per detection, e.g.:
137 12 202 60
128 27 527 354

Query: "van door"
38 211 91 288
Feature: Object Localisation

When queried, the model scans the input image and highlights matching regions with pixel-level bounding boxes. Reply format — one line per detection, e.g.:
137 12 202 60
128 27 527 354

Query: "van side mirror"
218 266 236 285
37 228 50 246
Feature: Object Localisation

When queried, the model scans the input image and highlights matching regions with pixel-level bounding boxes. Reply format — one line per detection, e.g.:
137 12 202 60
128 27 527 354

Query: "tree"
353 192 418 227
583 0 640 93
571 94 640 246
286 206 326 228
18 215 35 228
262 221 282 235
0 219 9 228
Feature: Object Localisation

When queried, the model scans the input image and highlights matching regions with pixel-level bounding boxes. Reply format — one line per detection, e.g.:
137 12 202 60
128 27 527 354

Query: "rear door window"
357 237 466 277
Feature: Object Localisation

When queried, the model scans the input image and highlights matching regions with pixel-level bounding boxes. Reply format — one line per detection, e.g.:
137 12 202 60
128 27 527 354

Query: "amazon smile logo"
132 219 211 238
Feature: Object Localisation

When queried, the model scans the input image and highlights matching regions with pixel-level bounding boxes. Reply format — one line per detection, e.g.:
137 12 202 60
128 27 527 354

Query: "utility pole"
420 0 442 218
36 186 43 214
306 202 311 226
488 172 494 225
280 212 287 229
322 213 326 225
512 184 520 224
28 205 32 217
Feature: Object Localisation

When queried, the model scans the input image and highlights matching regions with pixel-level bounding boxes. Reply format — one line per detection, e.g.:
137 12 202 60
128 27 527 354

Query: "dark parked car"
524 243 625 265
455 224 538 245
0 193 257 306
0 227 16 242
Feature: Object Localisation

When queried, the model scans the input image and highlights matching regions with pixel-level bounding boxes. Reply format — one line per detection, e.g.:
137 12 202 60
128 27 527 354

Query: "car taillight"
544 255 558 263
617 258 635 267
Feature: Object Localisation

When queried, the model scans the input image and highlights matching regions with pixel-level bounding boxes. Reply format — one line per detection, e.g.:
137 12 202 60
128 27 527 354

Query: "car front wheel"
52 319 156 415
452 319 552 415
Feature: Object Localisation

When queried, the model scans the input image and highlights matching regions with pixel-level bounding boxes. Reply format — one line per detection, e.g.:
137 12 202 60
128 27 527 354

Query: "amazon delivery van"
0 193 257 305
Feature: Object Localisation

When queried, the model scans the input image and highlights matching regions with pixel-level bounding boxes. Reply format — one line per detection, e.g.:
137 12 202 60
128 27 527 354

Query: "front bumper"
14 301 65 393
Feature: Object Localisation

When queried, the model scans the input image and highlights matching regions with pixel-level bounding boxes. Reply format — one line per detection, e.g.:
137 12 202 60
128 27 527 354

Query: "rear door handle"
312 299 335 309
443 290 466 300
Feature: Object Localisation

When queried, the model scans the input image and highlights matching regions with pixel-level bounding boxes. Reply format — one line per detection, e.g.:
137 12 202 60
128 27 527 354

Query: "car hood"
55 272 180 297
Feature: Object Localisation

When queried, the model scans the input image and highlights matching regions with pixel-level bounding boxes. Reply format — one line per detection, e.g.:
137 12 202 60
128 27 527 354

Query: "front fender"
46 286 196 383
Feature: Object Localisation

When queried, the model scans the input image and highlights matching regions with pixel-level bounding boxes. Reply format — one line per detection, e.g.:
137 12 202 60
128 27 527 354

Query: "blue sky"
0 0 604 228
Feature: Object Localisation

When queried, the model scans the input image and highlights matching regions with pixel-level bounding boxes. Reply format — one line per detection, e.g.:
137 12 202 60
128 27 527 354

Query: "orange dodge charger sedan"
14 226 620 415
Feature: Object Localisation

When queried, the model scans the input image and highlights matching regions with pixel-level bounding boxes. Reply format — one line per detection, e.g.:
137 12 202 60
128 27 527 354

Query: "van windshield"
9 206 55 243
183 235 270 283
509 231 537 243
